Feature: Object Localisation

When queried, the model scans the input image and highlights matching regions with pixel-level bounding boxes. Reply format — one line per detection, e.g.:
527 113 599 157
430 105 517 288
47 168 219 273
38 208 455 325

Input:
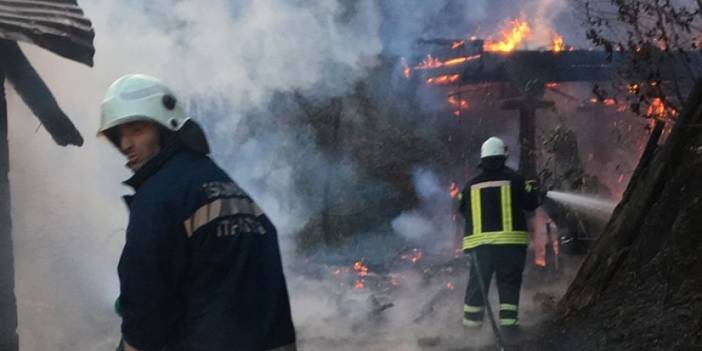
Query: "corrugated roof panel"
0 0 94 66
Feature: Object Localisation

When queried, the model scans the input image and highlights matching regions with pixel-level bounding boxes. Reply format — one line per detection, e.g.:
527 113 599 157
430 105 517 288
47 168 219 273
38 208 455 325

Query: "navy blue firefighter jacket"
118 142 296 351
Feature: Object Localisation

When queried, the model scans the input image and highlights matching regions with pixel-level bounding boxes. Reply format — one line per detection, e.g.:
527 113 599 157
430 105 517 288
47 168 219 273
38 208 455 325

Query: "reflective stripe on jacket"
458 166 539 250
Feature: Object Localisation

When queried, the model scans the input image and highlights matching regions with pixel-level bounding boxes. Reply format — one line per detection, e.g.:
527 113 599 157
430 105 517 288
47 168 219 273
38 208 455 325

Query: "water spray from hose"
545 190 617 218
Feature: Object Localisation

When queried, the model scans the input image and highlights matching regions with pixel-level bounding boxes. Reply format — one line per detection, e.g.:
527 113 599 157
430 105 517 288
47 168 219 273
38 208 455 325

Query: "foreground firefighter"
98 74 296 351
458 137 541 331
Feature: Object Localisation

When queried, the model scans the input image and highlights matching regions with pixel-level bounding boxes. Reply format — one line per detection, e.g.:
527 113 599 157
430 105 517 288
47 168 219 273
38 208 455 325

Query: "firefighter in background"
99 74 296 351
458 137 540 330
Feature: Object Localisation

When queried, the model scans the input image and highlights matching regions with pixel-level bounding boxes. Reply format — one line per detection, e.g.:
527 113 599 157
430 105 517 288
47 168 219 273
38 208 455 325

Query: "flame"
552 239 560 257
448 96 470 110
446 282 455 290
484 19 531 52
442 55 481 67
426 74 460 86
452 40 465 49
352 261 369 277
416 54 443 70
551 34 565 52
534 245 546 267
628 84 639 94
400 249 423 264
449 182 460 199
416 54 480 70
603 98 617 106
354 279 365 289
545 82 559 88
646 98 666 118
401 58 411 79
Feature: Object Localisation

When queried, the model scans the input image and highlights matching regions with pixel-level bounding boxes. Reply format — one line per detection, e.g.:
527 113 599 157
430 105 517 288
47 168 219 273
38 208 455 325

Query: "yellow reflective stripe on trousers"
462 231 529 249
470 189 482 234
500 185 513 232
500 304 518 311
500 318 519 326
464 304 484 313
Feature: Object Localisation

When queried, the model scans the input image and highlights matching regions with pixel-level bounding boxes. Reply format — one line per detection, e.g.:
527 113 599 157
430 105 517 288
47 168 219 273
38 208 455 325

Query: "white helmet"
481 137 508 158
98 74 189 135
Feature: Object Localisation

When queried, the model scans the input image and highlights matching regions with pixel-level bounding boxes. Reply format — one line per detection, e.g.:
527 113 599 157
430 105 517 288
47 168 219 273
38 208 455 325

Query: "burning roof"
0 0 95 66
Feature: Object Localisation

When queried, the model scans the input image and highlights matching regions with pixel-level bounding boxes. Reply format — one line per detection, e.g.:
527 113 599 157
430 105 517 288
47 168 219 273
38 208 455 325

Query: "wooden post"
0 66 18 351
501 81 554 179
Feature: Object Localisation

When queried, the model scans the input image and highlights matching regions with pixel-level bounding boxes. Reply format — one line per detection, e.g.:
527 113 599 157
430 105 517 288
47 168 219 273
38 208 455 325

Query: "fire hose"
470 250 507 351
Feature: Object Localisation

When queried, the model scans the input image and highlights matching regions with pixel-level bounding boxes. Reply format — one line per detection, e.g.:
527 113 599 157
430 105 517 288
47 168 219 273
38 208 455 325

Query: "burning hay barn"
2 0 702 350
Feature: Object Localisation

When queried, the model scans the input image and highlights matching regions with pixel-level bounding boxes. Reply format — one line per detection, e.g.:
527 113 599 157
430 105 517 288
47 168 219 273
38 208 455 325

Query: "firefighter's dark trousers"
463 244 527 328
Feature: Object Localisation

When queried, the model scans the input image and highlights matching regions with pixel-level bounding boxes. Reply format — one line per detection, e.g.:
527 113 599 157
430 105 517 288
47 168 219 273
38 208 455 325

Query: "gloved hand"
526 179 547 204
114 296 123 317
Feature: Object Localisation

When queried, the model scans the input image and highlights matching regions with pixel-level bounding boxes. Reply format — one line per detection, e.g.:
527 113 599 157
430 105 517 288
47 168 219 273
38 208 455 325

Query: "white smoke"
391 169 456 252
6 0 586 350
9 0 382 349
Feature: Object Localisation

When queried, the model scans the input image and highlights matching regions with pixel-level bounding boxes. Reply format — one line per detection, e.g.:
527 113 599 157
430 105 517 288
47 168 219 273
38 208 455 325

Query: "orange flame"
352 261 369 277
400 249 423 264
646 98 666 118
446 282 455 290
401 58 411 79
448 96 470 110
534 245 546 267
442 55 481 67
416 54 480 70
484 19 531 52
416 54 443 70
534 240 560 267
551 34 565 52
449 182 460 199
426 74 460 86
354 279 365 289
452 40 465 49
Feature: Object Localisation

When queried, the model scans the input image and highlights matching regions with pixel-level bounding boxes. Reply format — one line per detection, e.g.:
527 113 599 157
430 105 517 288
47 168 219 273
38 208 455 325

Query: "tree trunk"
0 68 19 351
559 80 702 314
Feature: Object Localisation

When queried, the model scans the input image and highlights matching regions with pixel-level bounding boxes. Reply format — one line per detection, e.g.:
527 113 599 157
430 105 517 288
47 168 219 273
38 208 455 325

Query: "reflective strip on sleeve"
500 184 513 232
462 231 529 249
183 197 264 237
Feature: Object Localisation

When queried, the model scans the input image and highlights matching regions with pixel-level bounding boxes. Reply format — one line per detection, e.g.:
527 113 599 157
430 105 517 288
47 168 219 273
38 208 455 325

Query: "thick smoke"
391 169 456 253
6 0 595 350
